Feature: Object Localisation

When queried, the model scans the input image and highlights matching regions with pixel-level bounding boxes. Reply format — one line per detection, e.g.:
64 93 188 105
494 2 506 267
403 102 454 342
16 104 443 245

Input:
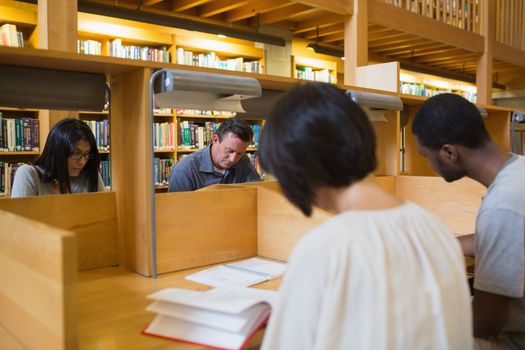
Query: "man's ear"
212 134 219 144
440 144 459 162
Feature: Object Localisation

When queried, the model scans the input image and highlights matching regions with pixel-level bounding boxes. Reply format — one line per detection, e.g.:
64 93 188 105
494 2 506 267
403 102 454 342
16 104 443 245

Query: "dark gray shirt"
168 145 261 192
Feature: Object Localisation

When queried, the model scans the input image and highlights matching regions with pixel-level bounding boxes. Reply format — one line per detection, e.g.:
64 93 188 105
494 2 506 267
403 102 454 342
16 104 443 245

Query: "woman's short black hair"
216 117 253 143
259 82 377 216
412 93 491 150
34 118 100 194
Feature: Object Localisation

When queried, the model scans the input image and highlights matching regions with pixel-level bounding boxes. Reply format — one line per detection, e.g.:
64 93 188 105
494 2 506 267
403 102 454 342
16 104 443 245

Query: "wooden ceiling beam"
416 53 479 65
494 42 525 68
170 0 212 12
407 48 474 62
225 0 290 22
293 13 344 33
395 47 466 59
368 0 484 52
371 38 434 52
373 42 446 56
368 30 407 42
303 24 344 39
293 0 353 15
142 0 165 6
368 34 417 48
321 32 345 43
199 0 250 18
253 3 314 25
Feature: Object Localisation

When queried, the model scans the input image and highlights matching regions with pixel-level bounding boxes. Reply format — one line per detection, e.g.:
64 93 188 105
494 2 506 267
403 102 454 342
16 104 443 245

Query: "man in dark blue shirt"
168 117 261 192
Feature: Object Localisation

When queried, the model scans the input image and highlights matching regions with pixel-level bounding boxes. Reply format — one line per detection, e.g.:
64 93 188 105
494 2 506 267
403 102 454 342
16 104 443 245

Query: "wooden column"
110 68 153 276
344 0 368 85
38 0 79 126
476 0 496 104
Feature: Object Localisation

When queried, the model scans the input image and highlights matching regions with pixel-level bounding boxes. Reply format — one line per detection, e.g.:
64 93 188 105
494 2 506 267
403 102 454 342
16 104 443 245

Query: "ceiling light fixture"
307 27 344 59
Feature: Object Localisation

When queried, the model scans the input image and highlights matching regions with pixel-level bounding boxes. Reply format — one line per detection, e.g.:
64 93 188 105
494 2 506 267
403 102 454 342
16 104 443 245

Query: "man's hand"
473 289 512 338
457 233 475 257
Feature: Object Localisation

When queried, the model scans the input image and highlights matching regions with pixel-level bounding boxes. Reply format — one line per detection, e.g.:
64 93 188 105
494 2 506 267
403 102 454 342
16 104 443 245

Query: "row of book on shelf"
84 120 110 151
399 82 477 102
154 122 261 151
0 160 112 196
175 48 262 73
0 23 24 48
154 153 262 188
77 38 171 62
295 67 332 83
0 114 39 152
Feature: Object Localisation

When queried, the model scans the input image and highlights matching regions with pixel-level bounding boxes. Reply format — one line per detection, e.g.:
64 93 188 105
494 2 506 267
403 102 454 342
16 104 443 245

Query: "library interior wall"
259 25 292 78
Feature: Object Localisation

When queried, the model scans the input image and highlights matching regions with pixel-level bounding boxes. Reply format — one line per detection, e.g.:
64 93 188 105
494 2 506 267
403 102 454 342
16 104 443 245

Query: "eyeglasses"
69 151 95 160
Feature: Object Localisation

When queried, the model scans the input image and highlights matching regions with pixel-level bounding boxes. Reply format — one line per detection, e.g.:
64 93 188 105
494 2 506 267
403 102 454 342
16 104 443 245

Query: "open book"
143 286 277 350
185 257 287 288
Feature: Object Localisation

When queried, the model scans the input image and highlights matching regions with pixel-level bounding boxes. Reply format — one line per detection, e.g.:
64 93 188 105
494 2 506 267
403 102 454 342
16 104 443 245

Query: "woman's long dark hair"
34 118 100 194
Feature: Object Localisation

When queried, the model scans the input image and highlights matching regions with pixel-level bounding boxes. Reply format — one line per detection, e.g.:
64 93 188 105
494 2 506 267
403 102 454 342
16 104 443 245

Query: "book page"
148 286 276 314
225 257 287 279
185 265 268 288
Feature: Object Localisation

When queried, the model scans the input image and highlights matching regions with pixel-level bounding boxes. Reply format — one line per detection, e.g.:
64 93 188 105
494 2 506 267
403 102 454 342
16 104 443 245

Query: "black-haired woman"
11 118 105 197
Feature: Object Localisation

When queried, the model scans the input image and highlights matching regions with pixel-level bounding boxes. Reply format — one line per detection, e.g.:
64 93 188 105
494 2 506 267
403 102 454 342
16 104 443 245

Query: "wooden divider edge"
0 209 77 350
0 191 118 271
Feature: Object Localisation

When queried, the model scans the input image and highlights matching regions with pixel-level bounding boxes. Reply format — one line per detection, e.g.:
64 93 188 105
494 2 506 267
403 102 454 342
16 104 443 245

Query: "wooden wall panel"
395 176 485 234
155 188 258 274
257 187 331 261
0 192 117 271
0 210 77 350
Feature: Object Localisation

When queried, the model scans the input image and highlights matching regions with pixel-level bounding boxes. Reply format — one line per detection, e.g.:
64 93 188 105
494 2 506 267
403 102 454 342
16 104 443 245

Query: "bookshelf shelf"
154 149 176 153
292 56 337 84
0 151 39 155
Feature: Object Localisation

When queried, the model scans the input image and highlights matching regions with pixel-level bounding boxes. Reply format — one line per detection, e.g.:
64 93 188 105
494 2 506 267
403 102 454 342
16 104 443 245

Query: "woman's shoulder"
15 164 41 179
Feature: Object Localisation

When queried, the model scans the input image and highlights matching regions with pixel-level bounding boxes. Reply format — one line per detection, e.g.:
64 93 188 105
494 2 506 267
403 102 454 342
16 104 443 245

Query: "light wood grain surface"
155 188 258 274
77 264 278 350
0 192 118 270
0 209 77 350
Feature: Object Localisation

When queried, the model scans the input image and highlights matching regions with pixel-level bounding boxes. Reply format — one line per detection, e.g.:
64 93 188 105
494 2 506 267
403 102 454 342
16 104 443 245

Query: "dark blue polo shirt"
167 145 262 192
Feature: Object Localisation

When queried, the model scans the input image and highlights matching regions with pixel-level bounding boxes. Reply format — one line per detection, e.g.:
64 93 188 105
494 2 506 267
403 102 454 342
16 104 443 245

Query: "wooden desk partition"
394 176 485 235
257 187 331 261
0 209 77 350
155 188 258 274
0 192 118 270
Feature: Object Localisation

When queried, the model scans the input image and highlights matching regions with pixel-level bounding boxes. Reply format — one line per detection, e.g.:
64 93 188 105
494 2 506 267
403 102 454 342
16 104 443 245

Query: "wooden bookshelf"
79 110 111 188
399 69 478 102
0 107 41 197
292 56 338 83
152 109 263 192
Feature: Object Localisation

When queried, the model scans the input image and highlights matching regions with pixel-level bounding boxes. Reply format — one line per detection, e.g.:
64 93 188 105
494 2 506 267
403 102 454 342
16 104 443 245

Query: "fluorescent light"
218 34 227 39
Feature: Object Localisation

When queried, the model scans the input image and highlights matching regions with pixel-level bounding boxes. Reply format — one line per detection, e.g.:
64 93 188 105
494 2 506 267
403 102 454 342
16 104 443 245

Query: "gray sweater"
10 164 105 198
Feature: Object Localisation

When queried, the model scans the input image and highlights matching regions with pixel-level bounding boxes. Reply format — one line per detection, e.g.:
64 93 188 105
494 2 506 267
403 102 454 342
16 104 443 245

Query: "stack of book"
0 23 24 48
143 286 277 350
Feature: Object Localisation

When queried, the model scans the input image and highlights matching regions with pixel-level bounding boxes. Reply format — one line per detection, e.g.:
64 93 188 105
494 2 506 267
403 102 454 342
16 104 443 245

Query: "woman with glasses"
11 118 105 197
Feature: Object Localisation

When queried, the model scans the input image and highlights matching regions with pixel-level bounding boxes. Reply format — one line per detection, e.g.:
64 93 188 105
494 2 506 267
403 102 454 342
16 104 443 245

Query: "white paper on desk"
185 265 269 287
225 258 287 280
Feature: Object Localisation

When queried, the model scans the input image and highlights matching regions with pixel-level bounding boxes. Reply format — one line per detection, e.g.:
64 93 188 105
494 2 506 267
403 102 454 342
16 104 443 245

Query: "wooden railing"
382 0 481 33
496 0 525 50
